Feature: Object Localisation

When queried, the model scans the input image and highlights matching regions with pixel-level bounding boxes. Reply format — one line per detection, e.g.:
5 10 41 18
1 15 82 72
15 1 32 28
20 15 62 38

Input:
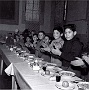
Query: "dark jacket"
60 36 83 67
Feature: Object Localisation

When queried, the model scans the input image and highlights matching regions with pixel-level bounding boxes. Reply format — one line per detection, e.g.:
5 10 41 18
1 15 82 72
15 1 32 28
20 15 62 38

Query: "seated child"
14 29 20 39
42 26 64 66
35 31 45 57
40 35 51 62
23 36 33 53
6 33 14 47
32 34 38 49
18 34 25 49
51 24 83 77
71 55 89 81
14 35 20 47
30 34 38 54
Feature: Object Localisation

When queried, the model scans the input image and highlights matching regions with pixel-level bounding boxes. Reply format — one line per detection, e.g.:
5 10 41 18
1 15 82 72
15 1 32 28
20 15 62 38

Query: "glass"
56 75 61 82
42 66 46 71
81 67 88 76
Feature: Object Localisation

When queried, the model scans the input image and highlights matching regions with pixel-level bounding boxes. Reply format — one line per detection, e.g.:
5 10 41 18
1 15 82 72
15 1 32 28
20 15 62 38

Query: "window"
25 0 39 22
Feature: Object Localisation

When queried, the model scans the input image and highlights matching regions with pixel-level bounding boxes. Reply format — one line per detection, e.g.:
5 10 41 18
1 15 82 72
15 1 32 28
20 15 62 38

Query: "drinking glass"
56 75 61 82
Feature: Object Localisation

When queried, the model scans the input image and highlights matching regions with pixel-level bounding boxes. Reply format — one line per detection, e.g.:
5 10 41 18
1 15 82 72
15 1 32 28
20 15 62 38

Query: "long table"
0 45 59 90
0 45 25 89
0 45 24 66
13 62 60 90
0 44 82 90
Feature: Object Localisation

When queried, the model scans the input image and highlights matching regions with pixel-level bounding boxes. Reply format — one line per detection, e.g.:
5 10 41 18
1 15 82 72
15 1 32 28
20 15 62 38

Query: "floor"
0 62 12 89
0 73 12 89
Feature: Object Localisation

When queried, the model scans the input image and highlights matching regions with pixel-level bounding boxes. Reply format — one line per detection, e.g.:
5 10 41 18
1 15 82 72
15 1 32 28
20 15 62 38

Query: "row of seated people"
6 24 89 81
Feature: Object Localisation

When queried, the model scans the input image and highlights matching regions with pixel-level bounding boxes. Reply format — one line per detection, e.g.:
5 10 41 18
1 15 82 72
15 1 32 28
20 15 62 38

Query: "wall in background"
66 1 88 47
40 1 51 33
0 0 25 32
0 0 89 48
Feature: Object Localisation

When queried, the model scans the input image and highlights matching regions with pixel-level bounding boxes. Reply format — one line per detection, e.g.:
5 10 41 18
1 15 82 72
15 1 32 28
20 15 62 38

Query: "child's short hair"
38 31 45 35
64 24 76 32
45 35 51 40
33 34 38 37
53 26 63 34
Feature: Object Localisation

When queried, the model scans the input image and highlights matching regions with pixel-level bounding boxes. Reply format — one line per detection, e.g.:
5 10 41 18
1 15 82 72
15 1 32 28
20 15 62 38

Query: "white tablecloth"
0 45 84 90
5 61 83 90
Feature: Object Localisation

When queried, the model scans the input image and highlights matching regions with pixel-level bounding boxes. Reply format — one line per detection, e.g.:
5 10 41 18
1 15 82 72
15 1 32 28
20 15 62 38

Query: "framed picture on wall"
0 0 19 25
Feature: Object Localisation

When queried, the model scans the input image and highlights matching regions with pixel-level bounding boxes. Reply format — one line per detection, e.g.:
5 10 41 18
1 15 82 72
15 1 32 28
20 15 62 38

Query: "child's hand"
25 43 29 47
41 47 50 52
40 48 45 52
71 57 84 66
51 48 62 56
29 43 33 47
53 43 62 49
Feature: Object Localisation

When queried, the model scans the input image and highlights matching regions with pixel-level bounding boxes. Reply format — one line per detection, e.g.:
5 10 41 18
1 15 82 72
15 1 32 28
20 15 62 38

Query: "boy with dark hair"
51 24 83 76
35 31 45 57
42 26 64 66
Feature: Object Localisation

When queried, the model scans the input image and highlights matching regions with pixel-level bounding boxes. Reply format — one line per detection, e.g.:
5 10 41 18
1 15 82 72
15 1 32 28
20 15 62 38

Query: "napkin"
5 63 14 76
71 57 84 66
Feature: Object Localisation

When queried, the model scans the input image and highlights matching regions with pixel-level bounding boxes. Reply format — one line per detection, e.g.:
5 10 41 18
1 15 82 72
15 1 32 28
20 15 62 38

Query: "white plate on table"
39 69 54 78
41 72 52 78
53 67 63 72
17 48 21 50
55 81 78 90
46 65 55 70
47 63 57 66
46 63 57 69
59 71 75 76
77 82 89 90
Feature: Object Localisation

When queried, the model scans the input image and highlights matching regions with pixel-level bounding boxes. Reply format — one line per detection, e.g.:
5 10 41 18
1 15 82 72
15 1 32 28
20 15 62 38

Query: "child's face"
31 31 35 36
33 35 38 41
15 29 19 34
38 32 44 40
20 35 23 39
26 37 31 42
44 36 50 43
53 30 61 40
16 35 19 41
64 28 76 40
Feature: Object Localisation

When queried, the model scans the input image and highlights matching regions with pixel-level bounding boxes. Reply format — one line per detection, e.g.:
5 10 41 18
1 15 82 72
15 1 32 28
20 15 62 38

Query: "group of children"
6 24 89 79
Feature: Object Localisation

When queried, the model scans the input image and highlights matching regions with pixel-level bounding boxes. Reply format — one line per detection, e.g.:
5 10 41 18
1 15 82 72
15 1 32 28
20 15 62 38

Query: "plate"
17 48 21 50
46 65 55 70
41 72 52 78
40 70 54 78
47 63 57 66
53 67 63 72
77 82 89 90
29 54 35 57
59 71 75 76
55 81 77 90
